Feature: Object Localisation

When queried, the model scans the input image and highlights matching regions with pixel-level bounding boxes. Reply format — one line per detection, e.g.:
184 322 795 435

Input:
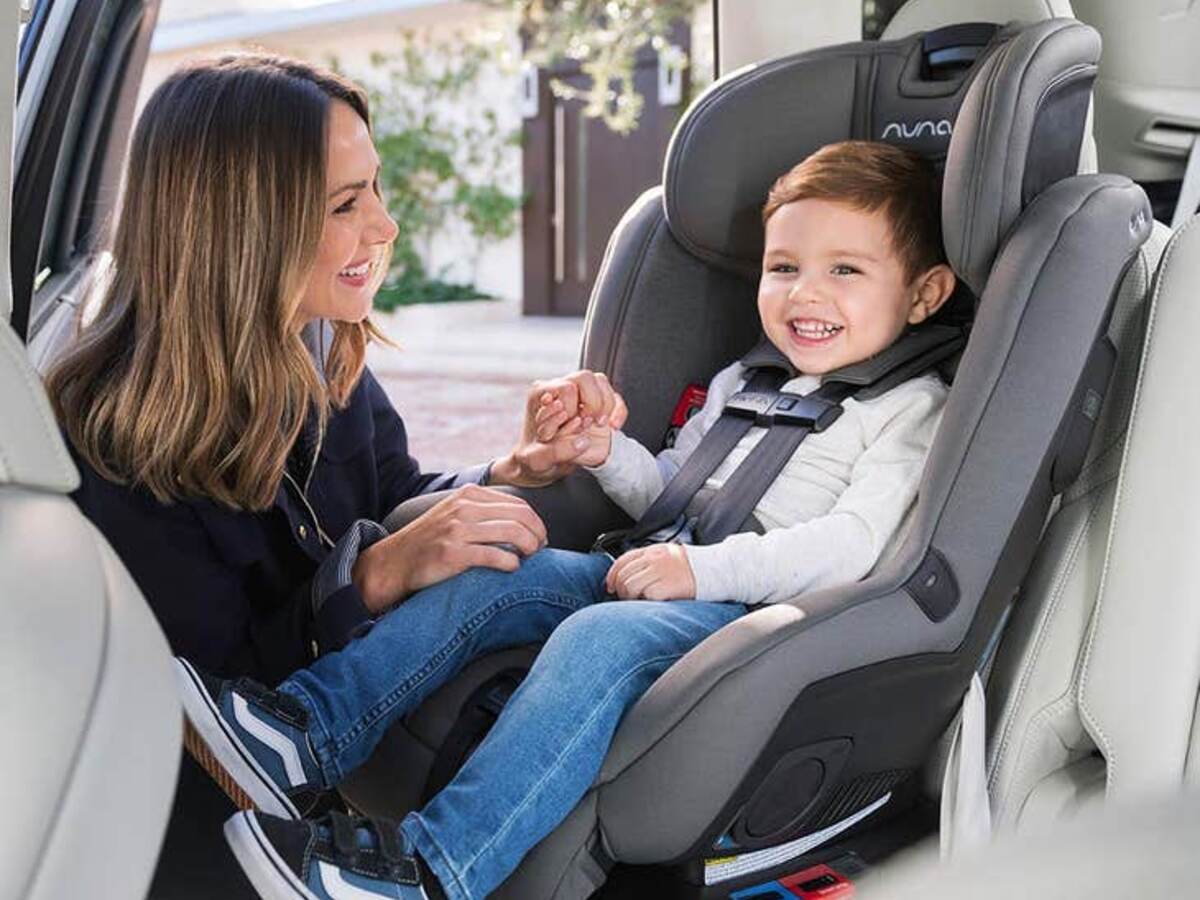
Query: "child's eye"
831 263 860 276
333 196 357 215
768 263 796 274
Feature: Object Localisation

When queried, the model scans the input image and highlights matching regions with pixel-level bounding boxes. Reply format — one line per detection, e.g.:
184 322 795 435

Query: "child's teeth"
791 320 843 337
339 262 370 277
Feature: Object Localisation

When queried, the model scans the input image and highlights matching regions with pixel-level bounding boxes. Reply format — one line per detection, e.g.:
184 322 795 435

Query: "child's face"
757 198 947 375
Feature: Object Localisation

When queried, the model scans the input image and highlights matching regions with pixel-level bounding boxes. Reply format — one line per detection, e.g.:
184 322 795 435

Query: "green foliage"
330 26 524 308
373 263 491 311
488 0 706 134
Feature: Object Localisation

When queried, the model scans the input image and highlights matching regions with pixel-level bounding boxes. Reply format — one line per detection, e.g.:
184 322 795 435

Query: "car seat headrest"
662 18 1099 296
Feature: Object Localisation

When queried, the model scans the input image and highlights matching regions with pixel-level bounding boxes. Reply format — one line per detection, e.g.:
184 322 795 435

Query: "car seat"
983 213 1198 835
0 25 180 899
342 18 1153 899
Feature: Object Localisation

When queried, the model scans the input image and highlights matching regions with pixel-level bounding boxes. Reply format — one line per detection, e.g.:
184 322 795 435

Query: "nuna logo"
880 119 953 140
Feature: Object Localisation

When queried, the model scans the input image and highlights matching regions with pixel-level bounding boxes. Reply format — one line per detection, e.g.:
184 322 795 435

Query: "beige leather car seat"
0 4 181 897
988 213 1200 832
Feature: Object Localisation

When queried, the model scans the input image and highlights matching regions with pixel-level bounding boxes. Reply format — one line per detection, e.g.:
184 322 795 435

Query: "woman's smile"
337 257 374 289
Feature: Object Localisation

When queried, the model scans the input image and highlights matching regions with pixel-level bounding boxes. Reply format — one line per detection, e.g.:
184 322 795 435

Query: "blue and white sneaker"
226 810 435 900
174 657 327 819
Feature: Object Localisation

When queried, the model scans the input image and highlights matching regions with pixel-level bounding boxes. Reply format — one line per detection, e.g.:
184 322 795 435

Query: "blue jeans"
399 563 746 900
283 547 746 900
280 548 612 783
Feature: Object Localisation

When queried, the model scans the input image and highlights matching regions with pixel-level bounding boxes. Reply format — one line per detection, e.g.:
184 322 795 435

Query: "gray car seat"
343 19 1152 898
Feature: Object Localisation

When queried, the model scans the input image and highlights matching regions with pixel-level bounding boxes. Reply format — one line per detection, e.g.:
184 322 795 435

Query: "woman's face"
296 99 398 327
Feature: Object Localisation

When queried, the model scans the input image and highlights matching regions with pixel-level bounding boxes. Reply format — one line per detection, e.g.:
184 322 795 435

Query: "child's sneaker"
174 657 327 819
225 810 435 900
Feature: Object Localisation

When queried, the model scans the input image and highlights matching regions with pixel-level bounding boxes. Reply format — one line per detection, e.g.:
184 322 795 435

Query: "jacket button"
298 524 309 540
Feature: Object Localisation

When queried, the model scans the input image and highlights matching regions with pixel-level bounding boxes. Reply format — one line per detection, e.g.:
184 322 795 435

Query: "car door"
14 0 160 371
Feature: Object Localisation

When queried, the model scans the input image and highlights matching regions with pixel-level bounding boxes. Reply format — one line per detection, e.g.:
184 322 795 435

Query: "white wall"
717 0 860 74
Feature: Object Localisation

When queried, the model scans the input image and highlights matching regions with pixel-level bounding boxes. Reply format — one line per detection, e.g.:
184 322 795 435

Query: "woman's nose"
367 195 399 244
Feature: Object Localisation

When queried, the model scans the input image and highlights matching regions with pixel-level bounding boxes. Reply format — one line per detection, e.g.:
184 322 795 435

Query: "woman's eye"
831 263 859 276
333 196 357 215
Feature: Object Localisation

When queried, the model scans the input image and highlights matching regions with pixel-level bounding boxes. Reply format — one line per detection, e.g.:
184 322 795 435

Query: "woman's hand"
490 370 627 487
351 484 547 612
605 543 697 601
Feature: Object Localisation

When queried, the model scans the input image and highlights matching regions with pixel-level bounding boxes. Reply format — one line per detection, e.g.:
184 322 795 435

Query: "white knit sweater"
588 361 948 605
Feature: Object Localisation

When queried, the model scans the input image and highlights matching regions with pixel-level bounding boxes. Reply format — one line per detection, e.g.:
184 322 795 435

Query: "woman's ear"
907 264 957 325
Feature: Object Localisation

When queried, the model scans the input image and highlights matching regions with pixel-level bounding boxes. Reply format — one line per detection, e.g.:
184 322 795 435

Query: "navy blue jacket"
71 369 484 686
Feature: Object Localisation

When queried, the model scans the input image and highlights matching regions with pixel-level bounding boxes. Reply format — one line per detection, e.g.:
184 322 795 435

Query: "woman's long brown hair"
47 55 388 510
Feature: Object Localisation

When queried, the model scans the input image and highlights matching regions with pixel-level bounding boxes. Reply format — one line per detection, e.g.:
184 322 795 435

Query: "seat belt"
595 324 965 555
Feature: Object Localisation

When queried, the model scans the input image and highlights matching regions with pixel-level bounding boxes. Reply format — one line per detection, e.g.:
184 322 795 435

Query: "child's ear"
907 264 957 325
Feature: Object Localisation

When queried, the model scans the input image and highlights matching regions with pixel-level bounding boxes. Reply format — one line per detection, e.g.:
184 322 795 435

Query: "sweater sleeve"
587 362 746 519
684 378 946 605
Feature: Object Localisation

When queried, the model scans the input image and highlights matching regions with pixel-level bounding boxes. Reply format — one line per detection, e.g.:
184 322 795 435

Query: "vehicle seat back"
984 219 1170 830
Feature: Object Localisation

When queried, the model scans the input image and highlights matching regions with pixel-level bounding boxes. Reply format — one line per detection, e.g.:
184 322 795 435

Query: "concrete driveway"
366 297 585 474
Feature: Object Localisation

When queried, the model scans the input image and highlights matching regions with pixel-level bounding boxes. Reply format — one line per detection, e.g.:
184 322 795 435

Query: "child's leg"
280 548 612 785
400 599 747 900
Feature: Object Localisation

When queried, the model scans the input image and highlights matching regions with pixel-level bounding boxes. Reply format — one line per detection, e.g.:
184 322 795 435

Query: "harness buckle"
724 391 844 432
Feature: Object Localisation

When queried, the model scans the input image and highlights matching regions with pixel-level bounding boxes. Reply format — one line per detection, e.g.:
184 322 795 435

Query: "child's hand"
532 371 626 442
491 371 626 487
606 543 697 601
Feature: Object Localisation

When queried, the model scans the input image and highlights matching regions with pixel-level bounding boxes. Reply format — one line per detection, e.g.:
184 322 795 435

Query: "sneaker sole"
174 658 300 820
226 812 318 900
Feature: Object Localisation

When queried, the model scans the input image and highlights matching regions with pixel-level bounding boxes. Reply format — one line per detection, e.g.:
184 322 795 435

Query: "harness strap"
693 379 857 544
610 368 786 548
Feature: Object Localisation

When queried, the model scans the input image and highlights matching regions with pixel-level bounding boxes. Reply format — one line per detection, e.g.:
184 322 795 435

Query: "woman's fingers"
535 403 572 441
459 543 522 573
452 486 548 545
458 518 544 556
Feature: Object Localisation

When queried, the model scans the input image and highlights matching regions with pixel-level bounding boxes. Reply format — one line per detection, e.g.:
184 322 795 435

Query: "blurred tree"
331 27 524 309
491 0 706 134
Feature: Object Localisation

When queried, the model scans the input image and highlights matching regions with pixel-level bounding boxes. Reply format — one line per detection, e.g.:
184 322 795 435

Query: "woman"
48 55 596 686
47 54 610 895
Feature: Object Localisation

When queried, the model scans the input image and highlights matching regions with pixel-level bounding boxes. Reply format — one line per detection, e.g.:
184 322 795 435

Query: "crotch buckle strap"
725 391 844 432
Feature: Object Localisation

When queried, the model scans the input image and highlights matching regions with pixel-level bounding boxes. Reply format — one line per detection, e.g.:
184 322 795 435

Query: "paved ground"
366 297 586 473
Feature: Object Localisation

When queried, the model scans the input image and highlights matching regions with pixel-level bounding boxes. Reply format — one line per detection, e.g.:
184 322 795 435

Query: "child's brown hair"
763 140 946 281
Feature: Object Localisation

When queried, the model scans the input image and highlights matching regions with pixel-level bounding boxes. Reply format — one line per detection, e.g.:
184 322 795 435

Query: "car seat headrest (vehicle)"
662 19 1100 296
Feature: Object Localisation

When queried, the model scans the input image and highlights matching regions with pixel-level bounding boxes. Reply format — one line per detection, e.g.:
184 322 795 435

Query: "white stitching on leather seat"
1077 213 1200 791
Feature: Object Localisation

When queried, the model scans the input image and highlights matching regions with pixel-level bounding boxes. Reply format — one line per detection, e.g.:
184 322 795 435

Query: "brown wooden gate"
521 38 690 316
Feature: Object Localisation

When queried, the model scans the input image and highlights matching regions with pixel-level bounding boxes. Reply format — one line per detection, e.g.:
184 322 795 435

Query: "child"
181 140 957 900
